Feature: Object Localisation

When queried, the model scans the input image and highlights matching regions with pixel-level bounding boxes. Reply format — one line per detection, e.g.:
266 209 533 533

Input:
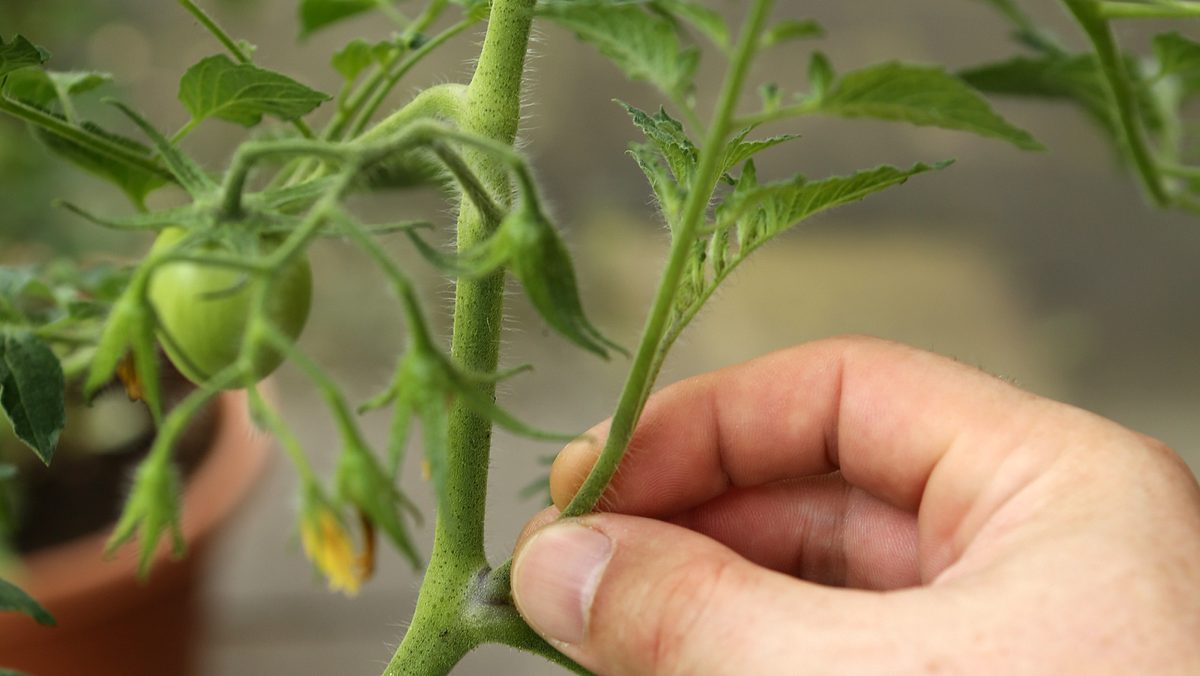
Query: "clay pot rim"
6 389 271 607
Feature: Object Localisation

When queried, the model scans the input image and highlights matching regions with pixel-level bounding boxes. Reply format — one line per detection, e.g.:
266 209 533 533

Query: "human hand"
511 337 1200 675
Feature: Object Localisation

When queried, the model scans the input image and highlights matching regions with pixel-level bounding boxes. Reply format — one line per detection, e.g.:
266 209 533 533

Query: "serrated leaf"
653 0 730 51
0 331 64 465
299 0 379 38
179 55 330 128
620 102 697 184
722 129 800 175
0 577 55 626
761 19 824 48
30 113 169 207
538 1 698 99
816 62 1042 150
110 101 216 199
0 35 49 78
723 161 950 259
628 142 685 225
1154 32 1200 98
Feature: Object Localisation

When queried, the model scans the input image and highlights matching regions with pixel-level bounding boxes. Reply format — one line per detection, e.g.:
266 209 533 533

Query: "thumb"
511 514 901 675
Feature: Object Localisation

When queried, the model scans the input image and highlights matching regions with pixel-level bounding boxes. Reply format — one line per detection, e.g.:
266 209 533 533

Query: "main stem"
384 0 536 673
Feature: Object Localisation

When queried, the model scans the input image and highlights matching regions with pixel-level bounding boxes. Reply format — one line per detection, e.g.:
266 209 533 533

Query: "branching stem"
562 0 776 517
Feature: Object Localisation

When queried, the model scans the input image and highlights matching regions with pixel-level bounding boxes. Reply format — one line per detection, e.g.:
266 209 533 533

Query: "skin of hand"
510 337 1200 676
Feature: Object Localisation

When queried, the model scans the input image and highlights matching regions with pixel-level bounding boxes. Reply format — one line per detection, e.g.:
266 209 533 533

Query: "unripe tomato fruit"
147 227 312 387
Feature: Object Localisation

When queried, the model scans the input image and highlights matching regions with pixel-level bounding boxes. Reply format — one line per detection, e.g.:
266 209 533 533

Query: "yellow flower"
300 507 368 596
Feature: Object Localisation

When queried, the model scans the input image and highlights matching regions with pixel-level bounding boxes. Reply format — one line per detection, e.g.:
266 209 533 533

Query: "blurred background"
2 0 1198 674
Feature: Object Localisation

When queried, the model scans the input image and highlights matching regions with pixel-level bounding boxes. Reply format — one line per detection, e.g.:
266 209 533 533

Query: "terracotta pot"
0 391 270 676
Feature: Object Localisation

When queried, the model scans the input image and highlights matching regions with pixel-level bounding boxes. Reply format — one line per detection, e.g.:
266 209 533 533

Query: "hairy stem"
384 0 537 672
562 0 776 516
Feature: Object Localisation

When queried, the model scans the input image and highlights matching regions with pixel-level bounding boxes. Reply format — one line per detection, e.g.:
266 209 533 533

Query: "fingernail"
513 523 613 645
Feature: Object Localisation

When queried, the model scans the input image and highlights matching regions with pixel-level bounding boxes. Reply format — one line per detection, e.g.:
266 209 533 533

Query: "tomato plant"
0 0 1198 674
147 227 312 387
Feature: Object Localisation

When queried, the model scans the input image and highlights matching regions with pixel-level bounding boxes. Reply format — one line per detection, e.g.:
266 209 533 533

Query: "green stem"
246 385 318 484
321 2 464 144
170 119 200 145
562 0 775 517
291 83 467 186
179 0 250 62
346 16 479 139
384 0 537 672
220 138 352 218
375 0 413 28
1097 1 1200 18
438 0 535 560
1062 0 1170 207
0 95 173 183
1162 163 1200 180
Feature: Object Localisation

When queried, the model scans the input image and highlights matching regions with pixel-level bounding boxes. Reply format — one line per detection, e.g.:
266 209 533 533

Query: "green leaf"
178 55 331 128
761 19 824 48
30 113 169 208
1154 32 1200 98
110 101 217 198
961 54 1116 136
332 39 378 82
808 51 834 100
3 69 111 109
816 62 1042 150
538 1 698 100
410 201 624 358
628 142 686 224
722 129 801 175
0 331 65 465
0 577 55 626
504 205 626 359
721 161 951 262
653 0 730 51
299 0 379 38
619 102 697 185
0 35 49 78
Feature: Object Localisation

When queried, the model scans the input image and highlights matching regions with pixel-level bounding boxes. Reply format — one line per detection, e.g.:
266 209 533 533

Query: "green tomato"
147 227 312 387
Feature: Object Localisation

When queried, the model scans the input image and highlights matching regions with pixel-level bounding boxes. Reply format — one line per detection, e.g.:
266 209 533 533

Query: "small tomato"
147 227 312 387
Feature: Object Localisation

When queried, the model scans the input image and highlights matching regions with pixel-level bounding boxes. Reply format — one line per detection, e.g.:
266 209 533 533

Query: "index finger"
551 336 1114 565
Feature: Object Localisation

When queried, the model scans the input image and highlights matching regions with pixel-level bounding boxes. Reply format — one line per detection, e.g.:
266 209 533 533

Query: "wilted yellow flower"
116 353 144 402
300 507 368 596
